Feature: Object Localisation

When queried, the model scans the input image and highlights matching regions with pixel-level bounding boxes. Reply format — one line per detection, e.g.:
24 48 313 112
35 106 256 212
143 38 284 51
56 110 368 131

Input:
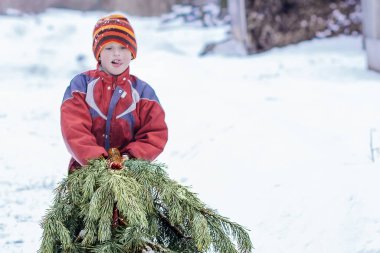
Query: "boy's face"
99 42 132 76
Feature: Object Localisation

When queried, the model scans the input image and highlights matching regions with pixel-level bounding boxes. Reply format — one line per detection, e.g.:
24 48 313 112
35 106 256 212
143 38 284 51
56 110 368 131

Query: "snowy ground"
1 8 380 253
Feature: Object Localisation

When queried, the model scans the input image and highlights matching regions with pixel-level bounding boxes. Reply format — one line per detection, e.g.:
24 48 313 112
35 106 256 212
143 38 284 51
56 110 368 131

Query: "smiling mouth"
111 60 122 66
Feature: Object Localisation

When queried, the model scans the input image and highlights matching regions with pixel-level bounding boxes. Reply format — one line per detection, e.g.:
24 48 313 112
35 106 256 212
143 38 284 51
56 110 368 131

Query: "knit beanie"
92 14 137 61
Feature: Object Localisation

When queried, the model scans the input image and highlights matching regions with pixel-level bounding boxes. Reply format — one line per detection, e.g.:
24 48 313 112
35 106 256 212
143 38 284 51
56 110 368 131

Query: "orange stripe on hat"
93 25 135 39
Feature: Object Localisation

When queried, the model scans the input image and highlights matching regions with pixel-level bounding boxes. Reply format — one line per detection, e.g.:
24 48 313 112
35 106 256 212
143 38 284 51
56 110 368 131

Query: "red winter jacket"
61 67 168 170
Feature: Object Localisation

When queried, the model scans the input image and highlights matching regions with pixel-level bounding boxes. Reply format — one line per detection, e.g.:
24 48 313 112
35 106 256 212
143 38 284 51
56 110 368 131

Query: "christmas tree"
39 154 253 253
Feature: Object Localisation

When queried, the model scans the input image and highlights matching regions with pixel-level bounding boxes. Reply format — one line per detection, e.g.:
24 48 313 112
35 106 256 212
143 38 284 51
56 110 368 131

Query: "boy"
61 14 168 171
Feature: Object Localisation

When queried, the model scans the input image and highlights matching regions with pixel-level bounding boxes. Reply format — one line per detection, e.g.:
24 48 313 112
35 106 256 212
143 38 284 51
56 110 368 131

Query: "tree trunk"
245 0 362 53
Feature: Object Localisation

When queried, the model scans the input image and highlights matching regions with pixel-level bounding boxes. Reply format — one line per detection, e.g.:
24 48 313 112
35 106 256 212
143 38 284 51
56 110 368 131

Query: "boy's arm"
61 80 108 166
120 99 168 161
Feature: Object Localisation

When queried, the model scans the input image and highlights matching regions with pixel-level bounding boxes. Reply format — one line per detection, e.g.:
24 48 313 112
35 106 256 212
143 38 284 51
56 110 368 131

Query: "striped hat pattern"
92 14 137 61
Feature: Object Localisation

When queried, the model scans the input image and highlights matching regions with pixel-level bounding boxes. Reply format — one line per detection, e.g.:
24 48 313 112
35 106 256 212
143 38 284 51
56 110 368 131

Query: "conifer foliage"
39 158 253 253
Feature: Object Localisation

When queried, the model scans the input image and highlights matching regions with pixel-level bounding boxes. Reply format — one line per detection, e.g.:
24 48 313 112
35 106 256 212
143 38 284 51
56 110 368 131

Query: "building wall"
0 0 184 16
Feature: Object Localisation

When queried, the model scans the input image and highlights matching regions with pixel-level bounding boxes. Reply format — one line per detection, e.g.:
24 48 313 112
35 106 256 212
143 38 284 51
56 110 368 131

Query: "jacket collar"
97 65 131 85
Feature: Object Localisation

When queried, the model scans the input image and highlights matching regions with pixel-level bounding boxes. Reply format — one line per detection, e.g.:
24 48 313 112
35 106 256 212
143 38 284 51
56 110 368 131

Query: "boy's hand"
107 148 131 170
108 148 123 170
109 161 123 170
122 154 129 161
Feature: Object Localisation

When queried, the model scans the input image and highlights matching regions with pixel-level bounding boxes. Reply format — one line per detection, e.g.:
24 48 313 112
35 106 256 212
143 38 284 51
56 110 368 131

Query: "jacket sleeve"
61 75 108 166
120 83 168 161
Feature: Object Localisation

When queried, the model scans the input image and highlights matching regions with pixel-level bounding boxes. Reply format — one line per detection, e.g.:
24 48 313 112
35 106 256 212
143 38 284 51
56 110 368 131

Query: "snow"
1 8 380 253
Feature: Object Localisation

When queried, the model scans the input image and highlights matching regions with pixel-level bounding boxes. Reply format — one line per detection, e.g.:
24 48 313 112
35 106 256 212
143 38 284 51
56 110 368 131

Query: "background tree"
244 0 361 53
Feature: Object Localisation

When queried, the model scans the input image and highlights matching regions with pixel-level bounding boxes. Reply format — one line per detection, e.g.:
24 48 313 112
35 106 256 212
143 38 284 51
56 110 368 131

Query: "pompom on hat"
92 14 137 61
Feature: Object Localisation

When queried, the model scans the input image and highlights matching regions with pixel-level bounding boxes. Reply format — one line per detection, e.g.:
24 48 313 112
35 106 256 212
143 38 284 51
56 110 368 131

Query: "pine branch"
39 158 253 253
156 208 191 240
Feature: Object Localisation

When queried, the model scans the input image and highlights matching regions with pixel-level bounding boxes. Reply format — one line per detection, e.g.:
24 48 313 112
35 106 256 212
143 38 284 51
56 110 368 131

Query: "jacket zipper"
112 76 117 90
